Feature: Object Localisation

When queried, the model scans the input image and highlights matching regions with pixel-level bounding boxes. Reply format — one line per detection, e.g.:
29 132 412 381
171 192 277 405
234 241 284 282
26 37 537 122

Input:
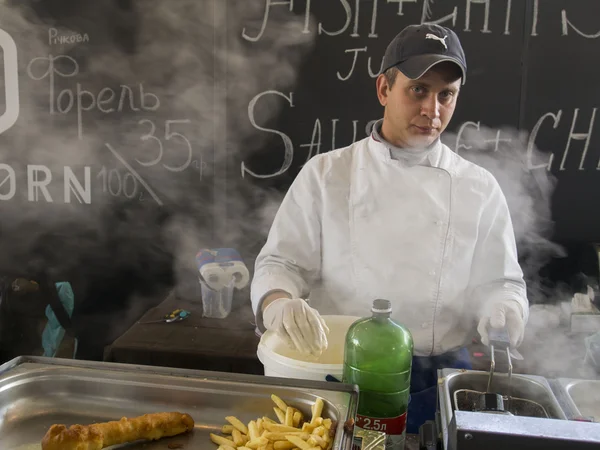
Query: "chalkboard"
0 0 227 310
234 0 600 253
1 0 600 309
521 1 600 242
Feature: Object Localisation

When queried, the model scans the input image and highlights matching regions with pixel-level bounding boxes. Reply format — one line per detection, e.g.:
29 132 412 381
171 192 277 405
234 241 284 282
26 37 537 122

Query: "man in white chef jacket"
251 23 529 433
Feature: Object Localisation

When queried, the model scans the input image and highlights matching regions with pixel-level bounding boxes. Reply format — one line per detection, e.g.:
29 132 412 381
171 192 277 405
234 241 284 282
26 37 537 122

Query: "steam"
443 125 566 306
440 126 598 376
0 0 315 337
0 1 584 374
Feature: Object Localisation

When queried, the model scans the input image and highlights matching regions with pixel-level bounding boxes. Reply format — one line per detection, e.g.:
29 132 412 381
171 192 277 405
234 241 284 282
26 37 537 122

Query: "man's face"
376 62 461 149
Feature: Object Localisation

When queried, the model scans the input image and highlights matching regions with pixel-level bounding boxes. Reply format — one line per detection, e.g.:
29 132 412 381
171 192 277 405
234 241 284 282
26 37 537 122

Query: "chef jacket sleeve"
251 156 324 330
468 176 529 324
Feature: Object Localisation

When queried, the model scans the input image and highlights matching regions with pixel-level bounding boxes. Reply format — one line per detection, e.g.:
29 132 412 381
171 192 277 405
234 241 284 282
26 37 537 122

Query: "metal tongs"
487 326 513 407
453 326 549 417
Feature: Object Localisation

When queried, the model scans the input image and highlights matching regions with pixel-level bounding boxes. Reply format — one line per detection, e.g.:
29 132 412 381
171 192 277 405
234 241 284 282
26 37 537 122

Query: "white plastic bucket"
257 315 361 382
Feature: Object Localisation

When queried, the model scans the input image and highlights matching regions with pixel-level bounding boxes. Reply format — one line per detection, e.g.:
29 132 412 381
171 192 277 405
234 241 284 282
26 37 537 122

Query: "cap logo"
425 33 448 50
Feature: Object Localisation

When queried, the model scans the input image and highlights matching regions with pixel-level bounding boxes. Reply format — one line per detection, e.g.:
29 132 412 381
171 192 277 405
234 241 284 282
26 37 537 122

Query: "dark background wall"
0 0 599 359
233 0 600 299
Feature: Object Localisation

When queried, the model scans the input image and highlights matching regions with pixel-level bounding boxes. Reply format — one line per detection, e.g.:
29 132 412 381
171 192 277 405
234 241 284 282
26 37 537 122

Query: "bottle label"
353 413 407 450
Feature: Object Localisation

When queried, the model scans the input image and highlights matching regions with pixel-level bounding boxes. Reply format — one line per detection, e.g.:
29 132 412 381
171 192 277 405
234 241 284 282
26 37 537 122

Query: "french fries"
293 411 302 428
211 395 336 450
233 429 248 446
248 421 260 441
310 399 324 426
218 446 236 450
271 395 288 411
274 407 286 424
210 433 236 447
227 416 250 435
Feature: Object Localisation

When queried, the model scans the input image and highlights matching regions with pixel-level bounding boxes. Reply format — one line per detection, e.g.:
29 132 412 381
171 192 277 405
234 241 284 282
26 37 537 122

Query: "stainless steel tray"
0 356 359 450
554 378 600 421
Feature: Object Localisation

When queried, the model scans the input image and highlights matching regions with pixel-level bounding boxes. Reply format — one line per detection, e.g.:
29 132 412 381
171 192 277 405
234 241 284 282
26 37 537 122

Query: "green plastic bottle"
343 299 414 450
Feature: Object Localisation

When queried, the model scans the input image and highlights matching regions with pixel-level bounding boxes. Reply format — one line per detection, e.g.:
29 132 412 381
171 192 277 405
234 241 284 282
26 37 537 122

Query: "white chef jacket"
251 129 528 356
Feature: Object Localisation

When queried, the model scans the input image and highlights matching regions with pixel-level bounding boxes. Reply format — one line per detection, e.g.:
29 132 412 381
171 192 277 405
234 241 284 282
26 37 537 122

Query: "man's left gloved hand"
477 300 525 349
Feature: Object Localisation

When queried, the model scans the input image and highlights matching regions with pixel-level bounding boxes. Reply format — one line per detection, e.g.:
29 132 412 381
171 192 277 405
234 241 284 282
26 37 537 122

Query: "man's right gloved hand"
263 297 329 356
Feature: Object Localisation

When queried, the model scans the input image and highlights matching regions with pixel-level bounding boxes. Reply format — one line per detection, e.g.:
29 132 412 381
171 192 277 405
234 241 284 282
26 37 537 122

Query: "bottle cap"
372 299 392 314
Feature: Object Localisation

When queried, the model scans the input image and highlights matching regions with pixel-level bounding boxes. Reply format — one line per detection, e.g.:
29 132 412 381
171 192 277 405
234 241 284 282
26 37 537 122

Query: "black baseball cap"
380 24 467 85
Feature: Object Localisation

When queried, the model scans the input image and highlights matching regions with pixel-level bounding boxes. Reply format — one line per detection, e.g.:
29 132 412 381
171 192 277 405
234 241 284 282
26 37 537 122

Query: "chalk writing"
26 54 160 139
97 166 139 199
419 0 457 26
299 118 373 159
300 119 322 163
244 95 600 179
243 0 385 41
562 108 597 171
240 0 593 42
387 0 417 17
64 166 91 203
0 164 90 203
318 0 350 36
370 0 381 38
561 9 600 38
464 0 491 34
242 0 294 42
527 109 598 172
337 47 366 81
243 90 295 179
244 90 382 178
137 120 162 167
29 165 51 203
527 111 561 171
531 0 539 36
193 156 208 181
28 165 91 203
352 0 361 37
105 143 163 206
303 0 312 33
48 28 90 46
136 119 193 172
504 0 513 35
0 164 16 201
337 47 385 81
0 29 19 135
455 121 512 154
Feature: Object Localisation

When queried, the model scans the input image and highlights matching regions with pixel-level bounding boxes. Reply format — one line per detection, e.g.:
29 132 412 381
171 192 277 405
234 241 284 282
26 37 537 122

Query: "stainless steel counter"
0 356 360 450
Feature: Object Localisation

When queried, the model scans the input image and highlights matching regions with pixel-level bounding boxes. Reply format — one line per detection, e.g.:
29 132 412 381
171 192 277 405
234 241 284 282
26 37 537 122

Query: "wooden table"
104 290 263 374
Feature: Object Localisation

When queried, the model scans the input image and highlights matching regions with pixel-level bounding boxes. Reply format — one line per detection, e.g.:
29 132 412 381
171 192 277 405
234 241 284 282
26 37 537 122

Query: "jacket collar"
369 119 444 168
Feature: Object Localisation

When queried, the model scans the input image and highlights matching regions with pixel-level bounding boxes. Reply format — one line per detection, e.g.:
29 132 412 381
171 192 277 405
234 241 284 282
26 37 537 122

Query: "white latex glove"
263 298 329 356
477 300 525 349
